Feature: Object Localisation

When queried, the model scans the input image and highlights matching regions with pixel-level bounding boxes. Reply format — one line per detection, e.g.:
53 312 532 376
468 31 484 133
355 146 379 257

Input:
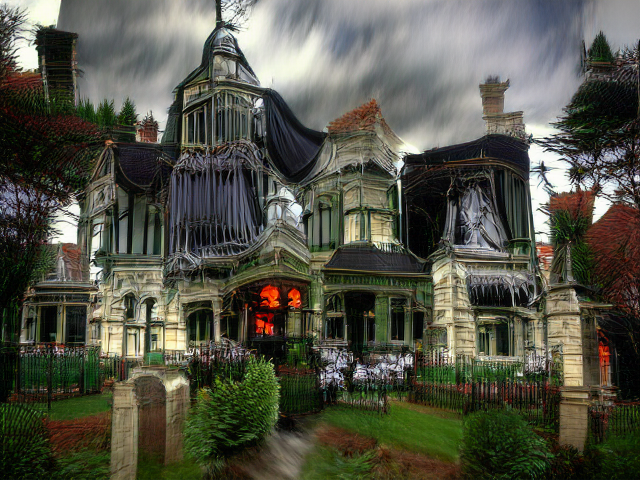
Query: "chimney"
479 76 509 116
479 76 525 139
136 112 159 143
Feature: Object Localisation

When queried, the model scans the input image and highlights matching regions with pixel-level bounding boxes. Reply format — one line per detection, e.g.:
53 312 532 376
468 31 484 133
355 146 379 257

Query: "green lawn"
136 456 202 480
45 392 112 421
320 400 463 463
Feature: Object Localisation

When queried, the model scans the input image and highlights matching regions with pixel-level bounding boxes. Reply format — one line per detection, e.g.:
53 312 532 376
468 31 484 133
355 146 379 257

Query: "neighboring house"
21 243 97 346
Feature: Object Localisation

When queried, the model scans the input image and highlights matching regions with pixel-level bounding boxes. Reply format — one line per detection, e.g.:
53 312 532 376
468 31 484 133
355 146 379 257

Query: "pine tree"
117 96 138 126
76 97 97 124
96 98 116 127
588 31 615 63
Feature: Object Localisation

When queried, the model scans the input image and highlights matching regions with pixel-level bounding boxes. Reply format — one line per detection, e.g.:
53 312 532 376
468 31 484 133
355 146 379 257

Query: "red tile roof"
327 99 395 138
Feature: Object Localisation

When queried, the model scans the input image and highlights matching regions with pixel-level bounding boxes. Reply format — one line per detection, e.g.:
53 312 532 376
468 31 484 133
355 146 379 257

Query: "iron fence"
589 402 640 443
1 346 103 408
411 349 562 430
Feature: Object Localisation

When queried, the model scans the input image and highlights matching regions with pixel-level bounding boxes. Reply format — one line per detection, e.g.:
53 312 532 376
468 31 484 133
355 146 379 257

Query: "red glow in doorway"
288 288 301 308
260 285 280 308
255 313 274 335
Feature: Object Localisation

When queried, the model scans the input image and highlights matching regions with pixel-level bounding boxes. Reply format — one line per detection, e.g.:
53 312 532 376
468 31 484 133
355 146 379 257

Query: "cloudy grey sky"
9 0 640 244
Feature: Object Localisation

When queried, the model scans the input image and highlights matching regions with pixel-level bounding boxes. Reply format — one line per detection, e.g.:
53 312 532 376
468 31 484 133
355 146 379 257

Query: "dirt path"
229 416 318 480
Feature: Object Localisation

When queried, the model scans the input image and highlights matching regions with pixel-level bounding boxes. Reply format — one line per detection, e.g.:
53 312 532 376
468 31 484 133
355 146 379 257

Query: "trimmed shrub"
184 357 280 475
0 404 54 479
460 409 552 480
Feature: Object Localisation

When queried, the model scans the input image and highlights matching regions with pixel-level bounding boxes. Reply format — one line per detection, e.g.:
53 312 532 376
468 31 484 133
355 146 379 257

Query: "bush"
184 357 280 475
549 444 585 480
460 409 552 480
0 404 55 479
51 449 110 480
587 429 640 480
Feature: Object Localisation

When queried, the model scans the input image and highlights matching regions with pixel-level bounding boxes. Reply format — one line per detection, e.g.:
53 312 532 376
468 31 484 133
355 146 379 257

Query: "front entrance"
345 293 375 354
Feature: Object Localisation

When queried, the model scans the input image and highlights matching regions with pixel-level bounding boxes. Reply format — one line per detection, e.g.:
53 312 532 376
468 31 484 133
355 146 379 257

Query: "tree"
117 96 137 126
96 98 116 127
588 31 615 63
0 6 25 82
540 32 640 397
0 5 101 343
76 97 97 124
538 33 640 211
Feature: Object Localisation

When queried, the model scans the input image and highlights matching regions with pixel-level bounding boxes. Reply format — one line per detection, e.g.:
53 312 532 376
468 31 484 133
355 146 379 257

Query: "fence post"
559 386 591 451
80 348 86 395
47 348 53 411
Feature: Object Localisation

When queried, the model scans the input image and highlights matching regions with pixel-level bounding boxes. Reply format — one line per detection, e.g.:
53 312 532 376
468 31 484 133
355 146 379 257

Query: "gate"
135 376 166 463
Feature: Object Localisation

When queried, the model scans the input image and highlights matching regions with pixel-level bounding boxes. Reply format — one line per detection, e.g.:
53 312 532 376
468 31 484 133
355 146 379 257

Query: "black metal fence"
1 346 103 409
411 350 562 430
589 402 640 443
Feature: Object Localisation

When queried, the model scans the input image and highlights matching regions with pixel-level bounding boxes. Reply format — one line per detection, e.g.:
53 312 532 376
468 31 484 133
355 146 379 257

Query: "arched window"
124 294 137 321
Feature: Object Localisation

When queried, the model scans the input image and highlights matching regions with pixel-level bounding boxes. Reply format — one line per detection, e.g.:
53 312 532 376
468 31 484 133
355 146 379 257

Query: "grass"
44 392 112 420
320 400 463 463
136 455 202 480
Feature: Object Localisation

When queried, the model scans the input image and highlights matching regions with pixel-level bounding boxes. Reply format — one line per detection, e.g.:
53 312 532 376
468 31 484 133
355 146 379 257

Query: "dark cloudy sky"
10 0 640 243
54 0 592 149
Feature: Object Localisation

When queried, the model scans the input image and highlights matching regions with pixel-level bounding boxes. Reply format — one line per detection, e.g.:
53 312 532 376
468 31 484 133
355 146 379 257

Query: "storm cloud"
58 0 592 150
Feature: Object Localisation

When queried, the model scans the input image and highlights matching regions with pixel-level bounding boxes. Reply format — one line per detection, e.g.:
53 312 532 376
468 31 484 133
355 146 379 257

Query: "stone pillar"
559 387 591 451
546 285 583 386
164 370 190 464
374 296 389 342
212 297 222 343
110 383 138 480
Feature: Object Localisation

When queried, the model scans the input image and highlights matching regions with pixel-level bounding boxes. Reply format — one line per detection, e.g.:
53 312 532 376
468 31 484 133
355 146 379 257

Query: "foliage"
184 357 280 475
0 5 26 82
588 31 615 63
117 96 138 126
547 190 597 285
0 5 102 342
586 429 640 480
538 35 640 211
321 401 462 462
76 97 97 124
459 409 552 480
548 444 586 480
587 205 640 319
0 404 55 479
51 449 110 480
96 98 117 127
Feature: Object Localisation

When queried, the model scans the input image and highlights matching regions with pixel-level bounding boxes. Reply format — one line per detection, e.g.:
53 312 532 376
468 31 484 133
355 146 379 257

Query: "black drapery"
262 89 326 182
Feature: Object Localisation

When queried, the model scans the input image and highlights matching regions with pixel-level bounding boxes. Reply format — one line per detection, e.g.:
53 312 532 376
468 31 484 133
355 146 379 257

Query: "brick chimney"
136 112 159 143
479 76 525 139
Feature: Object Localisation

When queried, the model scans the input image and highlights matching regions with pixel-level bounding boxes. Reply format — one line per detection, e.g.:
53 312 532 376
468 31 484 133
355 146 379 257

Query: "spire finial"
216 0 223 28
